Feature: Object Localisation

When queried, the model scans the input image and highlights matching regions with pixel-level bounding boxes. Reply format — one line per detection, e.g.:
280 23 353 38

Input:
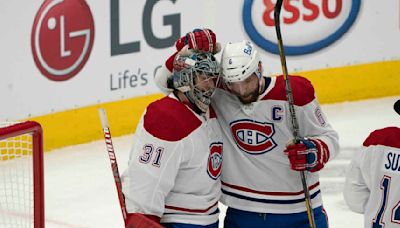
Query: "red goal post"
0 121 44 228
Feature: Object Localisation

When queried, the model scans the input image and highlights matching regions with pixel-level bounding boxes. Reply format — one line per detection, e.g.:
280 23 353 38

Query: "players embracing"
155 29 339 227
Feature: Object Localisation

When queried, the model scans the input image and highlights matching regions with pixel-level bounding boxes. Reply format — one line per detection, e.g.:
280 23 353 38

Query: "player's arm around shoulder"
343 146 369 214
154 64 173 95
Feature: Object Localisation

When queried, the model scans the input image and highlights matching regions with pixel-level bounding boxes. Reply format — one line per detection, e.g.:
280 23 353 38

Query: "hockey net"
0 121 44 228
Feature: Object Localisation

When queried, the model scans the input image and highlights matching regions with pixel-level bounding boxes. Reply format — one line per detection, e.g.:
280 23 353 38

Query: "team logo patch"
207 142 223 180
230 119 276 155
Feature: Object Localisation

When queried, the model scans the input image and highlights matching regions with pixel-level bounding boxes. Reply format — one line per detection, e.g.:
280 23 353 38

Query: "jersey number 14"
372 175 400 228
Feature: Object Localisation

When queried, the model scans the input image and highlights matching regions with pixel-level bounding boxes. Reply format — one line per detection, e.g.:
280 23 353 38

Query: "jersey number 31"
139 144 164 167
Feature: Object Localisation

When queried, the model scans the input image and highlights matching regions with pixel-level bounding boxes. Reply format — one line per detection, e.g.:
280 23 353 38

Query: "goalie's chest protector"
212 76 324 213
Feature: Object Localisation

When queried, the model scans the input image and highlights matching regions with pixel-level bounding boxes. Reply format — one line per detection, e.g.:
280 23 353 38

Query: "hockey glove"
125 213 163 228
284 138 330 172
175 28 219 53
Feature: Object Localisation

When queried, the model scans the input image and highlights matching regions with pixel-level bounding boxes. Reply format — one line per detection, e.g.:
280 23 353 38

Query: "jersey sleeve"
154 65 173 95
121 114 188 217
295 82 340 163
343 147 370 213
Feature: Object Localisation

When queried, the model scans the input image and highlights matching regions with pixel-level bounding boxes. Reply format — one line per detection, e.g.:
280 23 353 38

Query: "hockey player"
122 51 223 228
155 29 339 227
344 99 400 228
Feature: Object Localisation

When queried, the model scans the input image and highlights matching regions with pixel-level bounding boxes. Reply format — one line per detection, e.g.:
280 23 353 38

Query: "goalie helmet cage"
0 121 44 228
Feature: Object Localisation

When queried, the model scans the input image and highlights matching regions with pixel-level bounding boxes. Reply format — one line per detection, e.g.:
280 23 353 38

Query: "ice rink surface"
41 96 399 228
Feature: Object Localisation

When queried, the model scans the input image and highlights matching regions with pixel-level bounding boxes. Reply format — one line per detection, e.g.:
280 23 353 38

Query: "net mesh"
0 123 35 227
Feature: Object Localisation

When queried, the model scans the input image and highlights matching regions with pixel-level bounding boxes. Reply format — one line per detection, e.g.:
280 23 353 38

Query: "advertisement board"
1 0 399 150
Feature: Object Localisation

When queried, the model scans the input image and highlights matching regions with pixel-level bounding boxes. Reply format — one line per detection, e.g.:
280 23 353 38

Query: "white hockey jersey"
122 93 223 225
212 75 339 214
344 127 400 228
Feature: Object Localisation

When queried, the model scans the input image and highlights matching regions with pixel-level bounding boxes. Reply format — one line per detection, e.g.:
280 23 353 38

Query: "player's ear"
258 61 263 75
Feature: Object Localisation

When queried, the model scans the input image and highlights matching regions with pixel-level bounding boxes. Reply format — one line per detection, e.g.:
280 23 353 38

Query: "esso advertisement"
243 0 361 55
31 0 94 81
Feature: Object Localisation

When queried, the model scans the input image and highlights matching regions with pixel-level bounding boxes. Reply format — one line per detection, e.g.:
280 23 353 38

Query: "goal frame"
0 121 44 228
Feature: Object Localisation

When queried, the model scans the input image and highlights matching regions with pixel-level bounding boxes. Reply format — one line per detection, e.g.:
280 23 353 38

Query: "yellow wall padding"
26 60 400 152
299 60 400 104
29 94 164 152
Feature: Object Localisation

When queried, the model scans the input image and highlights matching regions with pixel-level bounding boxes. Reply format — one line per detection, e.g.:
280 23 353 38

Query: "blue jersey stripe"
222 189 320 204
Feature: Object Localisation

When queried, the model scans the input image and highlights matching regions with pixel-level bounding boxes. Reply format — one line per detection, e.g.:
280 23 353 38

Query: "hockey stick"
273 1 316 228
98 108 163 228
99 108 128 224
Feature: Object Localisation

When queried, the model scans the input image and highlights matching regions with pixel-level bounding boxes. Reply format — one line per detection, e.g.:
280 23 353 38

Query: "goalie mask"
171 52 220 113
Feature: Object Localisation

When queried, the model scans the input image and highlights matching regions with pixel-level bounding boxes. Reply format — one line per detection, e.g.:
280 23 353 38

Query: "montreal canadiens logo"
207 142 223 180
230 119 276 155
242 0 361 55
31 0 95 81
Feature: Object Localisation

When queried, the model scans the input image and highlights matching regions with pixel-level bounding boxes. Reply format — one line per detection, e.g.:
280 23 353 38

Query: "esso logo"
243 0 361 55
207 142 223 180
31 0 95 81
230 119 277 155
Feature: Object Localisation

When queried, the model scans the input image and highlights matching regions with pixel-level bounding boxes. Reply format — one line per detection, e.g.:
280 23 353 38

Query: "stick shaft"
99 108 128 223
273 1 316 227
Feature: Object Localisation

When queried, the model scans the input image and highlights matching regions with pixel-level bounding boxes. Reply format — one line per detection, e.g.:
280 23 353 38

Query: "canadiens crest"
207 142 223 180
230 119 276 155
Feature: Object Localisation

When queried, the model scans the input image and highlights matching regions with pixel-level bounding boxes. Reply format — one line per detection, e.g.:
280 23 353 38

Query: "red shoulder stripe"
363 127 400 149
262 75 315 106
144 97 201 141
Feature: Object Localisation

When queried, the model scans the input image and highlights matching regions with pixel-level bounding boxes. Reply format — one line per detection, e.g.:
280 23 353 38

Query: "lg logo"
31 0 94 81
110 0 180 56
31 0 179 81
